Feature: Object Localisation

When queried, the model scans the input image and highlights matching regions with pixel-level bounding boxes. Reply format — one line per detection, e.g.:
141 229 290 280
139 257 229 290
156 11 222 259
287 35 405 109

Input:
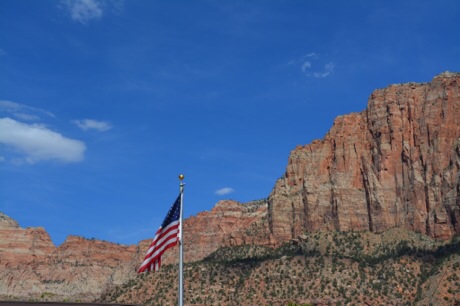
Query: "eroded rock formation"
155 199 271 265
269 72 460 242
0 212 139 301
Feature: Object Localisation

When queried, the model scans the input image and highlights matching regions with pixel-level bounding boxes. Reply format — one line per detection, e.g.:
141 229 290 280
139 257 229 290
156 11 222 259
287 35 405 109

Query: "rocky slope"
0 200 269 302
269 71 460 243
100 229 460 306
157 199 271 265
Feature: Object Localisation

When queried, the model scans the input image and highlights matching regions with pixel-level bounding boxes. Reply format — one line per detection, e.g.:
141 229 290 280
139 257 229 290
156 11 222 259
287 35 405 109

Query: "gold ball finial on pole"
179 174 185 181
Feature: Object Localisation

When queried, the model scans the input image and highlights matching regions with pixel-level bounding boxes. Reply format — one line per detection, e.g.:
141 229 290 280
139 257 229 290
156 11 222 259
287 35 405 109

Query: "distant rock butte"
1 72 459 301
0 213 139 301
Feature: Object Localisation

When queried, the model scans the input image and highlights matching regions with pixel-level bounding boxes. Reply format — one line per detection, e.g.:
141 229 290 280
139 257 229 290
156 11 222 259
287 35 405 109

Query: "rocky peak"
0 212 19 228
435 71 460 78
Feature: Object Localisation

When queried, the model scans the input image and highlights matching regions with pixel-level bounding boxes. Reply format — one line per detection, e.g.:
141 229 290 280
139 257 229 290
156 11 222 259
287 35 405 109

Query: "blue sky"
1 0 459 246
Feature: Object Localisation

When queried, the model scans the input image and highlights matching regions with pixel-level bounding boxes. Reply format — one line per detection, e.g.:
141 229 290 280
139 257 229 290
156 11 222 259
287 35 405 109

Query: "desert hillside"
99 229 460 305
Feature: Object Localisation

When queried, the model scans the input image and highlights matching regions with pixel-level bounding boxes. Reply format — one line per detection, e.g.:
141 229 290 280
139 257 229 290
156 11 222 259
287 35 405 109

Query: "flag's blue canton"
161 195 181 228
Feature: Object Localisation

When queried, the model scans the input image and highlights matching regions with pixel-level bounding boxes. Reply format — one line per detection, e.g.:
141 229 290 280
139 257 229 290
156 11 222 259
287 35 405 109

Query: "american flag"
138 195 181 273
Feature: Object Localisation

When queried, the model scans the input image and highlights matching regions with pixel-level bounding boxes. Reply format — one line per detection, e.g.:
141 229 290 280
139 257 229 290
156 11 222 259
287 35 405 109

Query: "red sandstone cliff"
268 71 460 243
149 73 460 263
0 200 269 301
143 199 271 265
0 212 139 301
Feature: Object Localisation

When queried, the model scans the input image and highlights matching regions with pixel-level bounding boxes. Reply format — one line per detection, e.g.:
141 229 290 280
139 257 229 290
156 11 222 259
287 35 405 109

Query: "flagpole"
178 174 185 306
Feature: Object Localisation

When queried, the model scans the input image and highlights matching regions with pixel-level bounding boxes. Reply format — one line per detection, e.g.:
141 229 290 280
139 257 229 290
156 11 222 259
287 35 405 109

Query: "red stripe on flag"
138 222 180 273
143 221 179 257
138 194 181 273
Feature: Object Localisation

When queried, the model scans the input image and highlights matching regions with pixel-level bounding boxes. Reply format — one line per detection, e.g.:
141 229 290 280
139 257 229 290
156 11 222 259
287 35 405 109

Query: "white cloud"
290 52 334 78
289 52 318 66
0 118 86 164
0 100 21 110
0 100 54 121
14 113 41 121
60 0 125 24
73 119 113 132
215 187 234 196
61 0 103 24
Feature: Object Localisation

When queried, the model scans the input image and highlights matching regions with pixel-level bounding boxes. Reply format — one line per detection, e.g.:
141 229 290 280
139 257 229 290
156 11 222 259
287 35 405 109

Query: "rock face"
269 72 460 243
182 199 272 261
0 213 139 301
155 199 271 265
0 200 269 301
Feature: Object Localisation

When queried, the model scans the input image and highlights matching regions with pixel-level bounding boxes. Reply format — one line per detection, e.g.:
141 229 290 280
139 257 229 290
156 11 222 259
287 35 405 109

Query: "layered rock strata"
0 200 269 300
269 72 460 242
153 199 271 265
0 213 139 301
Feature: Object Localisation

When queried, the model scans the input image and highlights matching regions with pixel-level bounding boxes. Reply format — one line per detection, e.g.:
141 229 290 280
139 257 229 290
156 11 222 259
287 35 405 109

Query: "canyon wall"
152 199 271 265
0 212 140 301
0 200 269 301
268 72 460 243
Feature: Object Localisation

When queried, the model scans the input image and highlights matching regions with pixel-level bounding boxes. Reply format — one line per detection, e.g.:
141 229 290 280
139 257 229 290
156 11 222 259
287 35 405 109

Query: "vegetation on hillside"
99 229 460 305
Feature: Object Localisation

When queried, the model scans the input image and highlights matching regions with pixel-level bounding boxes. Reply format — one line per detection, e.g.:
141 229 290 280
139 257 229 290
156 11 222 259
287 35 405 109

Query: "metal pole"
178 174 184 306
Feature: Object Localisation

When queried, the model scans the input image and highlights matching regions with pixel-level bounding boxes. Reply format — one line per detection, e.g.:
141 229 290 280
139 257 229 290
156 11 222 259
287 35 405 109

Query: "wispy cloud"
14 113 41 121
313 62 335 78
290 52 334 78
60 0 124 25
215 187 234 196
0 118 86 164
0 100 55 121
301 61 311 72
288 52 318 65
73 119 113 132
60 0 103 24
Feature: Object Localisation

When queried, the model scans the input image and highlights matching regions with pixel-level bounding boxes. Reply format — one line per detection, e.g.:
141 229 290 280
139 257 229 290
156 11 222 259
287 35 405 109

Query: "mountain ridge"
1 71 459 303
